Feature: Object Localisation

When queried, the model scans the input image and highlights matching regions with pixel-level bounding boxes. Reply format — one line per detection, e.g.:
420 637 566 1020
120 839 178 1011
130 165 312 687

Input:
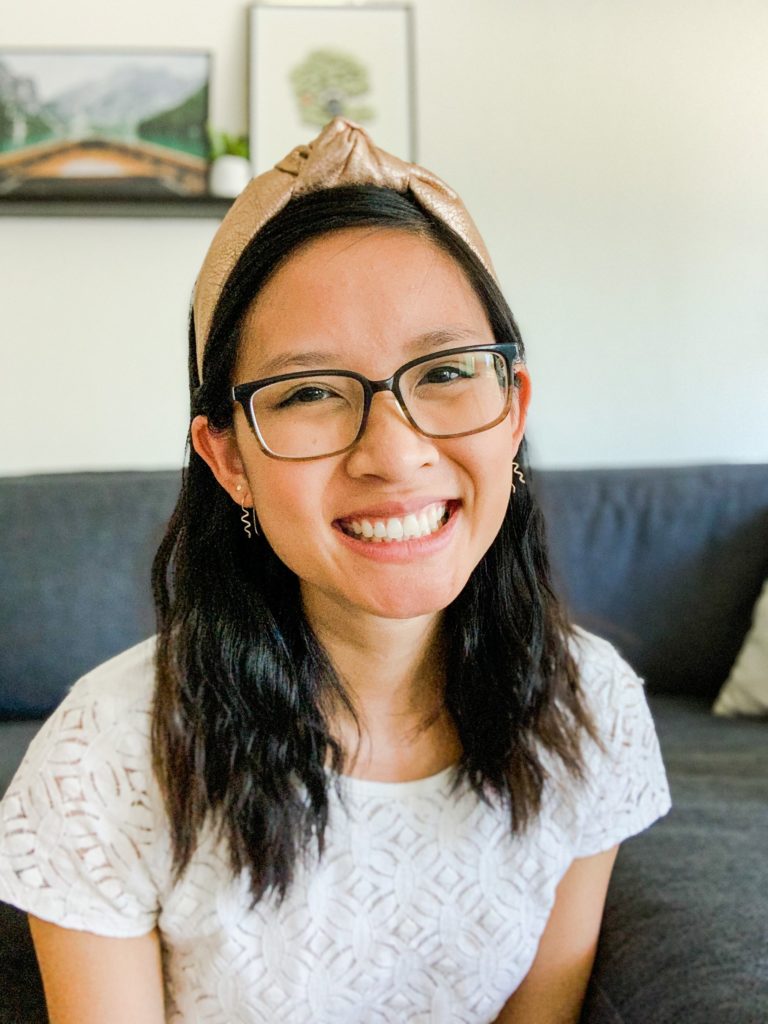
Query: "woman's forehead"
238 228 492 375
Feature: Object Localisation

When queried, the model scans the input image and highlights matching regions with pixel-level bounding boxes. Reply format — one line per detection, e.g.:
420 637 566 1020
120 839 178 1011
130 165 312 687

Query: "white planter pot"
209 155 252 198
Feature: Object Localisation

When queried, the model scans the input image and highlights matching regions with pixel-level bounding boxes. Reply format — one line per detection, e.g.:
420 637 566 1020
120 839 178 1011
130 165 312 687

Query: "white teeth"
402 514 420 539
386 518 404 540
341 502 452 543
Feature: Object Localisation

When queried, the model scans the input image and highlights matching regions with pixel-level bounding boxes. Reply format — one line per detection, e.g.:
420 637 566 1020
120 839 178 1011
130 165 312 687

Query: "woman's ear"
190 415 250 503
510 365 532 449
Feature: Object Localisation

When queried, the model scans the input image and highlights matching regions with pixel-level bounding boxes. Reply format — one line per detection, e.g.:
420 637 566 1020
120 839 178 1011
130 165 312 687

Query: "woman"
0 118 671 1023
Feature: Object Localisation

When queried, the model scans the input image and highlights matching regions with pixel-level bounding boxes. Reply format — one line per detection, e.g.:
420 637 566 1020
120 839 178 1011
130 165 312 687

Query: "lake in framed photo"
0 49 211 200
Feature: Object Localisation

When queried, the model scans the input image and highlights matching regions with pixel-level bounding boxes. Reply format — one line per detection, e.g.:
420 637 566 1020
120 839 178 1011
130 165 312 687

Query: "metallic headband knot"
193 117 496 380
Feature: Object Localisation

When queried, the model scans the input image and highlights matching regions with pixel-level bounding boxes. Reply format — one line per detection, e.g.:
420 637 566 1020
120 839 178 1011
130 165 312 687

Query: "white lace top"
0 630 671 1023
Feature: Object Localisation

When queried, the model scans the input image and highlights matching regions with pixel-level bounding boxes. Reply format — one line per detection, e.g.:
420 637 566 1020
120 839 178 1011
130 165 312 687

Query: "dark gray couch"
1 465 767 1023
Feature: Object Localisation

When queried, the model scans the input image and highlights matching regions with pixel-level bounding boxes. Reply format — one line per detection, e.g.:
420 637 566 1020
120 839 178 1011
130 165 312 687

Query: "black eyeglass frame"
231 342 521 461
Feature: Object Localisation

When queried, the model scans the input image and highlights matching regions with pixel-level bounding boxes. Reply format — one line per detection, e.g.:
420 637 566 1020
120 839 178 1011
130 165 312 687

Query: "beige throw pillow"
712 577 768 717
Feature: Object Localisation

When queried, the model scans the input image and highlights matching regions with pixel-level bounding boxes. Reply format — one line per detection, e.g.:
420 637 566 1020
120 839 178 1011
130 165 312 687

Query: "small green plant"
208 128 250 160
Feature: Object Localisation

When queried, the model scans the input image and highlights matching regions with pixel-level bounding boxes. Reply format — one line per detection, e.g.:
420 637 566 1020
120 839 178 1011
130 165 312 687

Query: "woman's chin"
337 576 466 621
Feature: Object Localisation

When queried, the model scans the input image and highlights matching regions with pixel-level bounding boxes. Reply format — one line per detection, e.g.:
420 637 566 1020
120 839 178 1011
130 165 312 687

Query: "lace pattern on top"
0 631 672 1023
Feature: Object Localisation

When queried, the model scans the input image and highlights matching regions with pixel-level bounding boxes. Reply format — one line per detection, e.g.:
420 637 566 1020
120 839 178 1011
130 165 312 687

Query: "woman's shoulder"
4 636 160 831
6 635 159 804
21 636 160 793
569 624 634 670
556 626 672 856
0 636 167 935
65 634 158 712
564 625 661 767
37 635 158 747
567 625 647 719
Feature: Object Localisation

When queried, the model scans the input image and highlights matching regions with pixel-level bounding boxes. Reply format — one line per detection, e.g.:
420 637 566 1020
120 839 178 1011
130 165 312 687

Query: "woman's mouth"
335 501 456 543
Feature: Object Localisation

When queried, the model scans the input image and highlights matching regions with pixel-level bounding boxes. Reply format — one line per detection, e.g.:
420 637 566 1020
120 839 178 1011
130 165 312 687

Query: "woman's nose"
344 392 440 479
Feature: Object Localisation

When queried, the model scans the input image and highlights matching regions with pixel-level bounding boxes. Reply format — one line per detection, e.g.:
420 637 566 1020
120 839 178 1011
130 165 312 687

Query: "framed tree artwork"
249 3 415 174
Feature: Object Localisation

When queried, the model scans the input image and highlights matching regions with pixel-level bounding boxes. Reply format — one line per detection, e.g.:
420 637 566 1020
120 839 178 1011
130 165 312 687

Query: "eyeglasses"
231 342 519 461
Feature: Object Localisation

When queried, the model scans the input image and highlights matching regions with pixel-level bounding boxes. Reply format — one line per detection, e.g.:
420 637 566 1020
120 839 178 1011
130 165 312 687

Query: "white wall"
2 0 767 474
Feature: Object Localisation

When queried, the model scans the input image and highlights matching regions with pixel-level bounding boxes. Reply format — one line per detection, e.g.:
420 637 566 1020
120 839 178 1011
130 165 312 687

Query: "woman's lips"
332 501 461 561
336 500 451 542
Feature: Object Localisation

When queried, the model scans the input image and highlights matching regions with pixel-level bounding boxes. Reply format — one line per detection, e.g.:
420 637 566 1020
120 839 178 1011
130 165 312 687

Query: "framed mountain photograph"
249 3 415 174
0 48 211 200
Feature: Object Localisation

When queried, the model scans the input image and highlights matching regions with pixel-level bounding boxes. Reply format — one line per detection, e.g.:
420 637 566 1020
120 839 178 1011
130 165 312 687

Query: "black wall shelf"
0 195 234 219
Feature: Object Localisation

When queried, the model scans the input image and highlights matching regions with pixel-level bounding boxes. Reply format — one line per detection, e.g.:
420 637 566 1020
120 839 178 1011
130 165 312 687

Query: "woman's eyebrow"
252 327 484 377
254 350 339 376
405 326 482 354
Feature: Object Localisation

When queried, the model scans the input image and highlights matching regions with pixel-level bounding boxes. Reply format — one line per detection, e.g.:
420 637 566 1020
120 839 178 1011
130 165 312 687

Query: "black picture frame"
0 47 212 205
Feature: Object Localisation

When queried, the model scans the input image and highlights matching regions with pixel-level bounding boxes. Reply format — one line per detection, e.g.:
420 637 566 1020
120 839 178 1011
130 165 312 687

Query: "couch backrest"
1 464 767 718
532 464 768 698
0 472 180 718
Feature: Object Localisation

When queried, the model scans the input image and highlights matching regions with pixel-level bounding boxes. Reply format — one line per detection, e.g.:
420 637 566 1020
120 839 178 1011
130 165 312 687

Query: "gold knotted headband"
193 117 497 381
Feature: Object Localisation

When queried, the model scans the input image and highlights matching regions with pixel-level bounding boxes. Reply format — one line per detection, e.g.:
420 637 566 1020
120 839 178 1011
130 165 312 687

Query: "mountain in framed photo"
0 49 211 199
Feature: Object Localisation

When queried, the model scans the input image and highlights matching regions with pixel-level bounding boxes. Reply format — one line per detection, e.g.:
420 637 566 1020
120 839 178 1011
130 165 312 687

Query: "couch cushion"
533 464 768 698
0 471 179 718
582 693 768 1023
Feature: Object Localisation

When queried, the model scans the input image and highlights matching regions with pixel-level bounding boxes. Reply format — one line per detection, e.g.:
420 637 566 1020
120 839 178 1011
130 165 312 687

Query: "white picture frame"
249 3 416 174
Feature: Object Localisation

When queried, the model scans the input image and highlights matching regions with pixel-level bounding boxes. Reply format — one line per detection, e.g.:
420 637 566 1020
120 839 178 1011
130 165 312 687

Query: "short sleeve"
570 632 672 859
0 640 167 937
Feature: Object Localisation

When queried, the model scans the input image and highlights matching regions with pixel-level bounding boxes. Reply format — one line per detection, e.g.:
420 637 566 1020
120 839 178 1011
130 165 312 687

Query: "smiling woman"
0 119 671 1024
195 227 525 621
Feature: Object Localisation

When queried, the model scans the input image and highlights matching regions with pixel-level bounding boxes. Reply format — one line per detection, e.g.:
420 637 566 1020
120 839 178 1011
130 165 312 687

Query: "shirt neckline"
328 763 459 799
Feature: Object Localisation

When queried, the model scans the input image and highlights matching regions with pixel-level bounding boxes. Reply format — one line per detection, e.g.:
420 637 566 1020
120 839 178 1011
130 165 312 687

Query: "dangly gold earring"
511 461 526 494
235 484 259 538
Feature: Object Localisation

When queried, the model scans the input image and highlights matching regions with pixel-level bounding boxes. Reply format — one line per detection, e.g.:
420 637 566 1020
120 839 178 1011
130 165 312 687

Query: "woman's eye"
419 364 473 385
279 385 335 407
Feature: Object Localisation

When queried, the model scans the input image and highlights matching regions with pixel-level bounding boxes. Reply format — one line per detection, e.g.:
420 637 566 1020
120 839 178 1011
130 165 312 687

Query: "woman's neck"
302 592 460 781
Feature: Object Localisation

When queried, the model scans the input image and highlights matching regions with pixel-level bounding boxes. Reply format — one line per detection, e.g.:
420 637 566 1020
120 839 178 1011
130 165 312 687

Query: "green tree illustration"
289 49 375 128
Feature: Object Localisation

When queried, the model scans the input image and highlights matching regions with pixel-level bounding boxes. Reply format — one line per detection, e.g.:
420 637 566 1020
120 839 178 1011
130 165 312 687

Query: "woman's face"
194 227 530 625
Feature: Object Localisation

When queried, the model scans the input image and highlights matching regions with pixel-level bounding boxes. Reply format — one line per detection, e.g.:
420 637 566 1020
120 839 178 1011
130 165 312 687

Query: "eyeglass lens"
249 350 510 458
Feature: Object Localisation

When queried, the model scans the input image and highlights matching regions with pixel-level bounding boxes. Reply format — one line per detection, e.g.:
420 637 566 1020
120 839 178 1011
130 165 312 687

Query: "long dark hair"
152 185 603 904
